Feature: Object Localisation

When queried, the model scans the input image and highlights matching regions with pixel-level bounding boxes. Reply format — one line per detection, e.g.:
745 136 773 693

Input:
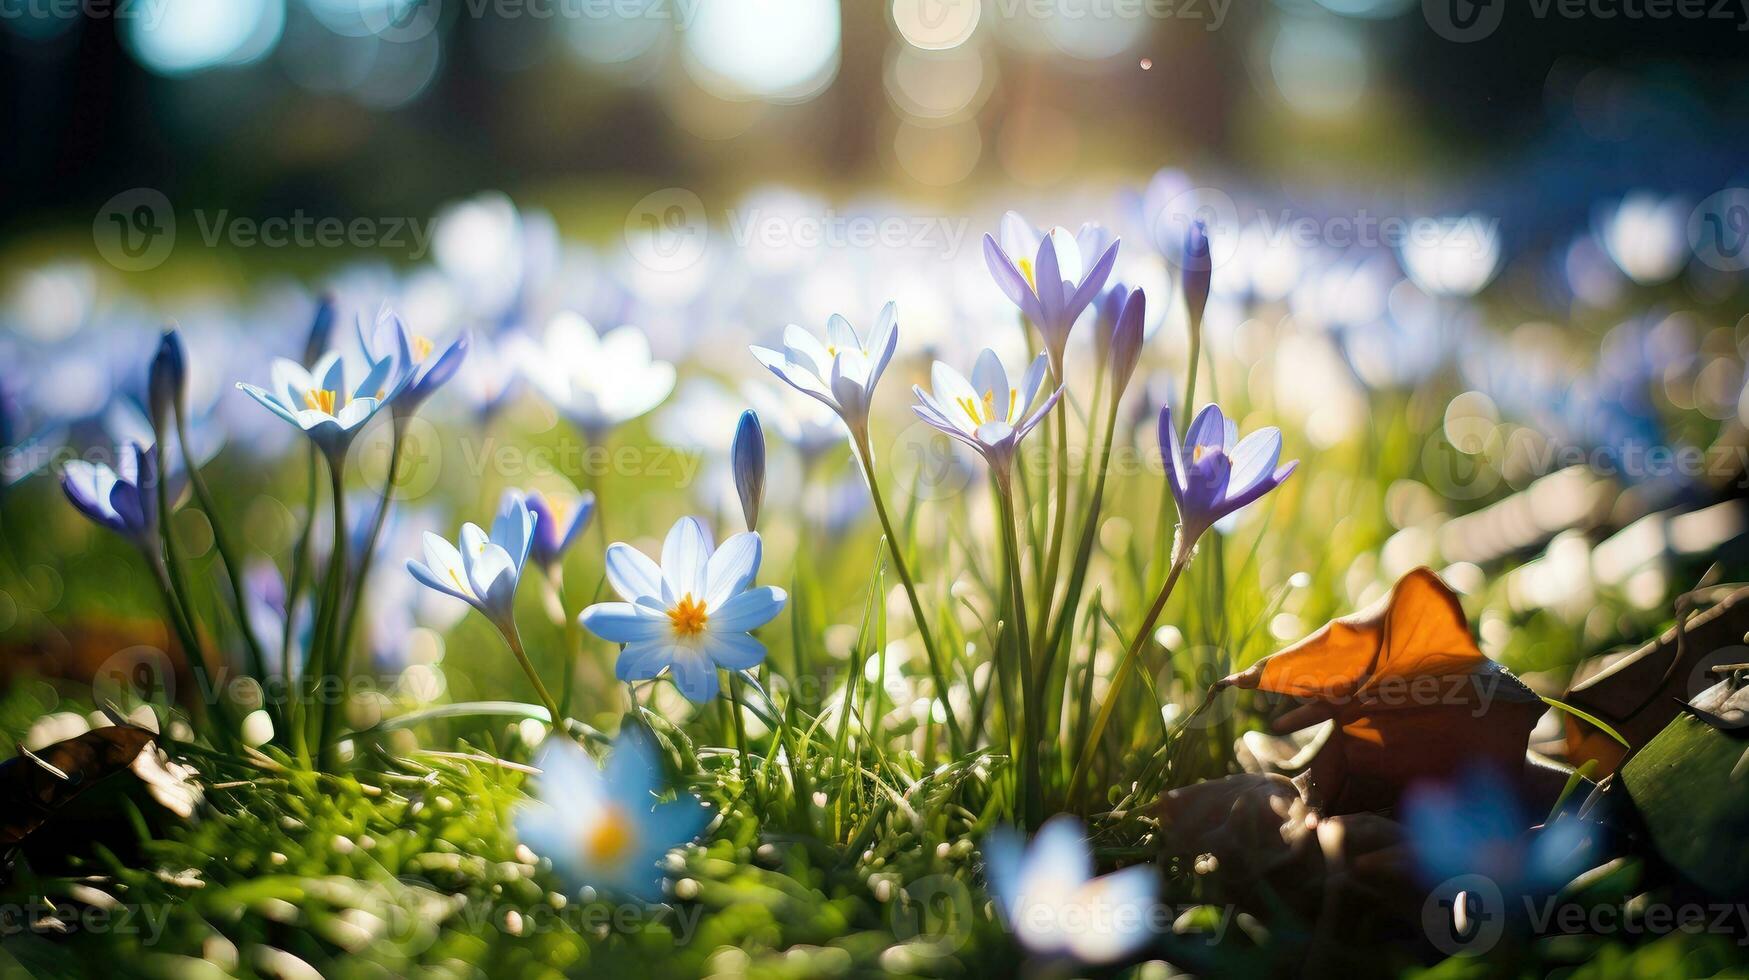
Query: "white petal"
660 516 713 601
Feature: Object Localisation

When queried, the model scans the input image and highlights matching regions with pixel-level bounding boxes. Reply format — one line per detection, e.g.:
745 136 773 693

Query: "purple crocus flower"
521 485 595 572
982 216 1120 377
1159 403 1297 555
61 443 161 548
730 410 764 532
1093 281 1131 369
912 350 1061 488
358 307 470 419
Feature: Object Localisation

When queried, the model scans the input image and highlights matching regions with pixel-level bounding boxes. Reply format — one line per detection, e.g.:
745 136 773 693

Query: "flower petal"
708 585 787 633
668 648 720 702
616 639 674 681
703 532 761 608
580 601 667 643
702 632 766 670
660 516 713 601
605 543 664 603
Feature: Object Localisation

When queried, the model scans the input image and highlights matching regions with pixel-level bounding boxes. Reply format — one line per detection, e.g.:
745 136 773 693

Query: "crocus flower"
730 410 764 532
520 484 595 573
148 329 185 430
236 349 399 460
406 490 537 634
61 443 161 549
579 516 787 703
985 814 1159 964
517 313 675 437
1106 287 1146 396
1092 281 1130 369
357 306 470 418
982 215 1119 376
1181 219 1212 330
749 302 898 439
911 350 1061 488
1159 404 1297 555
515 731 710 902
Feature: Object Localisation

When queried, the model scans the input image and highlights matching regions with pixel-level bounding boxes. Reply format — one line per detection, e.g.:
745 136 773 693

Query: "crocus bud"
1093 282 1130 369
303 294 336 367
1108 287 1146 396
731 410 765 532
148 329 186 431
1182 219 1212 331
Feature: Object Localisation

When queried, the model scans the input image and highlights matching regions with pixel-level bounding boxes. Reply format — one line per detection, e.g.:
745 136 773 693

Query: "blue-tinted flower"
730 410 764 532
303 295 337 367
357 306 470 418
61 443 161 548
985 814 1159 963
749 302 898 437
520 484 595 573
406 491 537 633
982 215 1119 375
515 730 710 902
1181 219 1212 330
236 349 398 460
1093 281 1131 369
912 350 1060 486
579 517 786 703
1159 404 1297 551
148 329 185 429
1106 287 1147 395
517 314 675 436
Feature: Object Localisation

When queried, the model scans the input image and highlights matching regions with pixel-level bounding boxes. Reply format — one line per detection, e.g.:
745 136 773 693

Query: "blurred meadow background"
2 0 1749 977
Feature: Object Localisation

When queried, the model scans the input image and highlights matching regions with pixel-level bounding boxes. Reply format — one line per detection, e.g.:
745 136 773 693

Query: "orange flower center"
582 804 635 866
668 594 709 637
302 388 341 414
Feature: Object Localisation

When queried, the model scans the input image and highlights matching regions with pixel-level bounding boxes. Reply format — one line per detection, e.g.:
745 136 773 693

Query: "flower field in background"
0 180 1746 979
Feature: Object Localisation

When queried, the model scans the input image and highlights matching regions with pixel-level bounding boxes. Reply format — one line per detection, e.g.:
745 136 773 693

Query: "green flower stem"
312 459 350 768
149 421 236 746
852 432 964 750
142 546 219 734
1039 387 1124 687
1067 545 1191 811
335 417 409 678
996 477 1043 830
503 622 563 727
173 405 269 687
1036 394 1072 641
281 446 318 763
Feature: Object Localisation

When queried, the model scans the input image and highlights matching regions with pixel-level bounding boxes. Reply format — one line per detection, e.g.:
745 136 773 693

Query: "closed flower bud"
1108 288 1146 395
731 410 765 532
304 294 337 367
1093 282 1129 369
148 329 186 431
1182 219 1212 331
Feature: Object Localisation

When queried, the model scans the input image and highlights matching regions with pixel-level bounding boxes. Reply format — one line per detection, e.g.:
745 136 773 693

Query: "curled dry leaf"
1218 567 1547 815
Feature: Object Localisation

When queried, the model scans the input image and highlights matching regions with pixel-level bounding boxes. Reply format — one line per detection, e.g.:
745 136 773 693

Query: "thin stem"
281 446 318 762
143 548 211 725
1036 395 1071 638
148 429 235 745
335 417 407 672
504 623 563 725
729 671 752 793
1067 547 1191 811
1041 390 1124 682
852 433 964 748
996 479 1042 830
173 406 268 684
313 458 349 767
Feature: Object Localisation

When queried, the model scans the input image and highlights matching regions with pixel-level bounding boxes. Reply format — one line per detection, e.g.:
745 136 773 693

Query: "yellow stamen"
582 805 635 866
1017 257 1036 290
448 567 468 593
1192 445 1213 463
668 594 709 637
302 389 339 414
1007 387 1018 421
413 335 434 362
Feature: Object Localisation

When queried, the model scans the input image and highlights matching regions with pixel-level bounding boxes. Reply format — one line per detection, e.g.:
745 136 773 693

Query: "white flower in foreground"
517 312 676 435
749 302 898 437
579 516 786 702
985 814 1159 964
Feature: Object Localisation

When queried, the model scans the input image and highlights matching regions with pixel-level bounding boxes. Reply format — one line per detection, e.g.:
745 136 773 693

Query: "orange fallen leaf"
1219 567 1547 815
